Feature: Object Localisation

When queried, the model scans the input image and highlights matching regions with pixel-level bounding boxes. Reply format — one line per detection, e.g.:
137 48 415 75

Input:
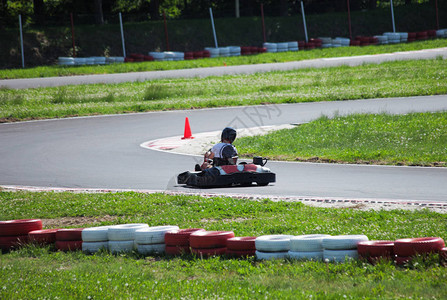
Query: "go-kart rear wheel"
257 182 269 186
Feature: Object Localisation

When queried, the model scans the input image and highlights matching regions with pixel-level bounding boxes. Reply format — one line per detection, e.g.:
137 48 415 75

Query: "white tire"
108 224 149 241
135 225 179 244
322 235 368 250
82 241 108 253
82 226 112 242
290 234 331 252
108 240 135 253
137 243 166 255
323 249 358 263
288 251 323 261
256 250 288 260
255 235 294 252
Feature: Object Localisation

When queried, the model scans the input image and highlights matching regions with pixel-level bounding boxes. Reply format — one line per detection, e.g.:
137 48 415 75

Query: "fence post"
260 4 266 43
390 0 396 33
119 12 126 58
300 1 309 43
163 10 170 51
70 13 76 57
209 7 218 48
347 0 352 39
435 0 439 30
19 14 25 68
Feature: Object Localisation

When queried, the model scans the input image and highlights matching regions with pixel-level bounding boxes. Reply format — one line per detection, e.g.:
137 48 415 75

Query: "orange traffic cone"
181 117 194 139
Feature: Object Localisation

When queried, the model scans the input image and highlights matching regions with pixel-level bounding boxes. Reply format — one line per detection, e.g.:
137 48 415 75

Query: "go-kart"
177 157 276 188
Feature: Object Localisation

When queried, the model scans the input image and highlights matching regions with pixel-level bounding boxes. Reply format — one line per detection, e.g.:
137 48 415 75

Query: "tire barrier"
165 228 204 255
3 219 446 267
190 230 234 257
149 52 165 61
204 47 219 58
107 223 148 254
56 228 84 251
394 237 445 257
358 240 395 263
226 236 256 257
82 226 112 253
288 234 330 261
0 219 43 236
263 42 277 53
28 229 60 245
0 219 42 251
82 241 108 253
135 225 179 255
255 235 294 260
323 249 359 263
322 235 368 262
56 241 83 251
58 56 125 66
190 231 235 249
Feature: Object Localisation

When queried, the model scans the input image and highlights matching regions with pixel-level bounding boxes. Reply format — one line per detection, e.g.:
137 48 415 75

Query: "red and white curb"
1 185 446 211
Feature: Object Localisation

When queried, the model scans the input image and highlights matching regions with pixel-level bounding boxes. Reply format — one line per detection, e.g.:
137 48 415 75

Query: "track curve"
1 95 446 202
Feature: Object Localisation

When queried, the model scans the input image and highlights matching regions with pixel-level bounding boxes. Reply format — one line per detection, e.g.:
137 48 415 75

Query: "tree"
94 0 104 24
33 0 45 24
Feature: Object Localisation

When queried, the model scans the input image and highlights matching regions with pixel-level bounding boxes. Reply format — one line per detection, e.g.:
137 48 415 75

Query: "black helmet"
221 127 237 143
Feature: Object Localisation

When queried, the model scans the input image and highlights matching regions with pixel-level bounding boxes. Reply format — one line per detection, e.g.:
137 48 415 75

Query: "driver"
197 127 238 171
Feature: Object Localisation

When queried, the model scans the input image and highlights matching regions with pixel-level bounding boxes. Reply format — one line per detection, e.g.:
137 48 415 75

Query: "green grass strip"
235 112 447 167
1 39 446 79
0 191 446 299
1 58 446 122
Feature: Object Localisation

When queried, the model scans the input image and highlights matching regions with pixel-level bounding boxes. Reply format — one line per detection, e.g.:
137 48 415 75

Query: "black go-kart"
177 157 276 188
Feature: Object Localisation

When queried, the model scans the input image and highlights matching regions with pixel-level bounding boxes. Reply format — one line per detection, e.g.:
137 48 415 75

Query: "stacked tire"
190 231 235 257
204 48 219 58
394 237 445 266
287 41 299 51
358 240 395 263
56 228 84 251
322 235 369 262
263 42 277 53
165 228 204 255
0 219 42 252
288 234 330 261
149 52 165 61
226 237 257 257
108 224 148 254
255 235 294 260
135 225 179 255
29 229 60 246
82 226 111 253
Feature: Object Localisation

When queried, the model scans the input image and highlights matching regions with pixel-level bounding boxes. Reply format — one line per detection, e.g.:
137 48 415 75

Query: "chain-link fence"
1 1 445 69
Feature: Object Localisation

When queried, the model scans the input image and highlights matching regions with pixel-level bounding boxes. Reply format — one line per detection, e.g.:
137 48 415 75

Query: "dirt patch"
42 215 118 228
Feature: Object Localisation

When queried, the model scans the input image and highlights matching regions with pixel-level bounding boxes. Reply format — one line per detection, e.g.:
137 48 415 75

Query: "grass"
235 112 447 167
1 58 446 122
0 191 446 299
1 39 446 79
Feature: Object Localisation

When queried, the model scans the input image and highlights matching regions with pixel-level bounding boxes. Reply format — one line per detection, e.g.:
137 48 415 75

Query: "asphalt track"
1 47 447 89
1 96 447 202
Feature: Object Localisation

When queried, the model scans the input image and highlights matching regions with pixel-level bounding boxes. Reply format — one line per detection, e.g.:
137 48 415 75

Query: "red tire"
56 228 84 241
165 245 191 256
55 240 82 251
165 228 205 246
0 235 29 251
191 247 226 256
226 237 257 251
29 229 60 244
0 219 42 236
394 237 445 257
358 241 394 258
395 256 412 266
189 231 235 249
226 249 256 257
